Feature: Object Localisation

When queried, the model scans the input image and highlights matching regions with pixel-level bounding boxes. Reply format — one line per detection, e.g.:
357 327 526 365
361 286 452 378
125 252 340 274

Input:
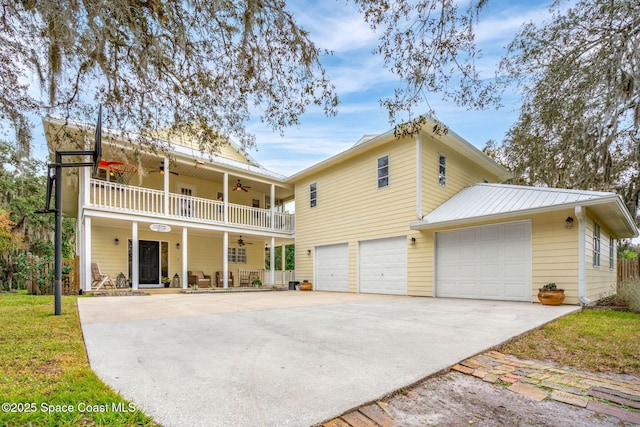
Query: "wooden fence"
618 258 640 282
28 256 80 295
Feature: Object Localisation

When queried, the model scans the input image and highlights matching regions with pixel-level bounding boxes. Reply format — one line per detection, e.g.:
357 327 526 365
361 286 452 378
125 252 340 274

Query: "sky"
243 0 552 176
25 0 553 177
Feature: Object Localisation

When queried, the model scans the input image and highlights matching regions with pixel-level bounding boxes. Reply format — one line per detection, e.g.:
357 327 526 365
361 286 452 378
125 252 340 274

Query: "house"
289 121 638 304
46 116 638 304
44 117 295 291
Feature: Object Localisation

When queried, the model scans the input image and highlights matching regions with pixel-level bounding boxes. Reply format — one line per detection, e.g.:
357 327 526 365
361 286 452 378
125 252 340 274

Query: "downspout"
416 133 423 220
575 206 591 305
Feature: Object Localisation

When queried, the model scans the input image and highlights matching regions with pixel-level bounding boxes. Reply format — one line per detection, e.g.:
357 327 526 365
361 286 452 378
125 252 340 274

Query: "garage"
315 243 349 292
359 236 407 295
435 221 531 301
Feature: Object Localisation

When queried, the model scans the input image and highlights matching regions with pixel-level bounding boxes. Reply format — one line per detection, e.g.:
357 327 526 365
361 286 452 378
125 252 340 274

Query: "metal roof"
411 183 638 238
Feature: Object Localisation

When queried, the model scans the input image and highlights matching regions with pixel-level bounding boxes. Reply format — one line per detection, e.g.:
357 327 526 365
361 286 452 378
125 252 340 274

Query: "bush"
618 279 640 312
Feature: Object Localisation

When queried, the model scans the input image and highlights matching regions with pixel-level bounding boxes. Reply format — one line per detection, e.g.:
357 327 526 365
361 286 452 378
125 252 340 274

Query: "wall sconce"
410 237 416 246
176 243 180 249
114 238 119 246
565 217 574 229
307 249 311 256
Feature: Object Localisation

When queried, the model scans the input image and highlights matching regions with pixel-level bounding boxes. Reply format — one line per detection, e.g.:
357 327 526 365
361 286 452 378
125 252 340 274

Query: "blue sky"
245 0 552 176
26 0 552 176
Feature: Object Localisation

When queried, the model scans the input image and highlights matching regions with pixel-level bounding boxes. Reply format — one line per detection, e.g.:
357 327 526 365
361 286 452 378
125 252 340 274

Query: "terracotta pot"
537 289 565 305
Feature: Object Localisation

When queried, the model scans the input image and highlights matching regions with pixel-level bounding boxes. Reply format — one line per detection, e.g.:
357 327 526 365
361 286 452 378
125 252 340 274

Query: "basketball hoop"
98 160 138 185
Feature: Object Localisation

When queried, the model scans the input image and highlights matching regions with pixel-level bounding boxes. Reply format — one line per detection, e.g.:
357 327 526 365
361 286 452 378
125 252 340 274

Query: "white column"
84 216 92 292
132 222 139 290
223 231 229 288
163 157 169 215
182 227 188 289
270 184 276 230
270 237 275 286
281 244 286 284
223 173 229 224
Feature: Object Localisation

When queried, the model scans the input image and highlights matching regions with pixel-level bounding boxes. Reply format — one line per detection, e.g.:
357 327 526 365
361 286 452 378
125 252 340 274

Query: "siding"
585 213 617 301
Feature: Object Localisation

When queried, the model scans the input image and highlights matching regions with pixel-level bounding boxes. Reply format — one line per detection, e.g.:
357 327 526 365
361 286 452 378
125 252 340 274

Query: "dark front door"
139 240 160 284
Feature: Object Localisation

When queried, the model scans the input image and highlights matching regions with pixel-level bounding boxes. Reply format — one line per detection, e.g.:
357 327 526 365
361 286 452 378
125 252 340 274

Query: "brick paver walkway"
452 351 640 424
323 351 640 426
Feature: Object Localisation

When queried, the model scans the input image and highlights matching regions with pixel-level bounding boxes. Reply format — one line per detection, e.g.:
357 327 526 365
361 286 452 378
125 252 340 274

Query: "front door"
139 240 160 284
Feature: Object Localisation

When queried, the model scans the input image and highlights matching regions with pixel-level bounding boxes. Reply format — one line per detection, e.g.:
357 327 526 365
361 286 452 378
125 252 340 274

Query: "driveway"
79 292 579 427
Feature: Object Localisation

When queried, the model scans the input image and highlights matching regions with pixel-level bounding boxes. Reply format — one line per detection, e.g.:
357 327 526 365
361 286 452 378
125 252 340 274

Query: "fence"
618 258 640 282
28 256 80 295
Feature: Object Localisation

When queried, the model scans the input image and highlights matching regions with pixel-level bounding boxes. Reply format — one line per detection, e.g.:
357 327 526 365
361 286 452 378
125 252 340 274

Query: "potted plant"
300 279 312 291
161 276 171 288
251 279 262 287
537 283 565 305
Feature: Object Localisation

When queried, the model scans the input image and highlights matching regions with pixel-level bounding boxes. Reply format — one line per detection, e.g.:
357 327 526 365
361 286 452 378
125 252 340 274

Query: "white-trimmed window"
438 154 446 187
228 247 247 264
310 183 317 208
593 222 601 267
609 236 615 270
377 155 389 189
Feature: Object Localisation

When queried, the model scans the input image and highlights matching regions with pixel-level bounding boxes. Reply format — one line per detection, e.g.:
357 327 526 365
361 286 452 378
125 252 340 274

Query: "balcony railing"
89 179 295 233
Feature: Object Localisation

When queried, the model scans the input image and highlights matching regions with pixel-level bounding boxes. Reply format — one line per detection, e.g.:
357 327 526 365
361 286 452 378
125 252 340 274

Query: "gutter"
575 206 591 305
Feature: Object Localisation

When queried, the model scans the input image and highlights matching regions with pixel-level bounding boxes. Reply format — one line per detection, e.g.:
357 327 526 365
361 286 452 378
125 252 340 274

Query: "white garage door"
359 236 407 295
315 243 349 292
436 221 531 301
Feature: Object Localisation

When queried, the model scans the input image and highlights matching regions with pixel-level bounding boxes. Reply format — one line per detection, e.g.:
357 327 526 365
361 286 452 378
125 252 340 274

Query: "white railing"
89 179 295 233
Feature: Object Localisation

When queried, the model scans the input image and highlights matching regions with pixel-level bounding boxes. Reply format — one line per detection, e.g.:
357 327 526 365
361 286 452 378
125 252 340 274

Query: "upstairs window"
438 154 446 187
310 183 317 208
593 222 601 267
377 155 389 189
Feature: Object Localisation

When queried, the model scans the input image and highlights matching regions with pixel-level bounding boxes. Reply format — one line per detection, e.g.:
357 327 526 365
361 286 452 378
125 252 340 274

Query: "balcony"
88 179 295 234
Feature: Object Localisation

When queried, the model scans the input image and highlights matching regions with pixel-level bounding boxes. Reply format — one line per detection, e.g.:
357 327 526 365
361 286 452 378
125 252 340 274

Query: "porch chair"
216 271 234 287
91 263 116 290
187 270 212 288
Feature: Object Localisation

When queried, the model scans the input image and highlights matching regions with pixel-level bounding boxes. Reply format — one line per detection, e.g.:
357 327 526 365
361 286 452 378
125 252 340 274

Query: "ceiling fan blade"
241 187 248 192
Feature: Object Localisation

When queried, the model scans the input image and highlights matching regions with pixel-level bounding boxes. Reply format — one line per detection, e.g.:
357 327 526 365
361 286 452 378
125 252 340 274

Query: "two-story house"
289 121 638 305
46 116 638 304
44 117 295 292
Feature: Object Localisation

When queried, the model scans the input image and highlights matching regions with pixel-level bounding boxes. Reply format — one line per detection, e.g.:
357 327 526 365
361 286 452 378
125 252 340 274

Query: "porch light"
565 217 574 229
410 237 416 246
114 238 119 245
307 249 311 256
176 243 180 249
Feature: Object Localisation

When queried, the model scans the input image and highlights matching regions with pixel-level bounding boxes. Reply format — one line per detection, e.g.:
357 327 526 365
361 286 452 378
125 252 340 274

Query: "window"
438 154 446 187
377 155 389 188
252 199 260 208
609 236 615 270
593 222 601 267
310 183 317 208
228 247 247 264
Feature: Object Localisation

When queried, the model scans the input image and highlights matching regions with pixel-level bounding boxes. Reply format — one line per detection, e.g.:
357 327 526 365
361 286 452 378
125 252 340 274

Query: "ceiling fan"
233 179 251 192
150 163 179 176
237 236 253 246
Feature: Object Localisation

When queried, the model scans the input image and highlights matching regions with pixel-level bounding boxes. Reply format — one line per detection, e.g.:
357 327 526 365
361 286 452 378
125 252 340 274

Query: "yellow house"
44 117 295 291
288 122 638 304
46 116 638 304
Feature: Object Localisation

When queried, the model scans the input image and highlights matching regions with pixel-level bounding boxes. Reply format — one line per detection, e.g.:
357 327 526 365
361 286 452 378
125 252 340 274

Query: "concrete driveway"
79 292 579 427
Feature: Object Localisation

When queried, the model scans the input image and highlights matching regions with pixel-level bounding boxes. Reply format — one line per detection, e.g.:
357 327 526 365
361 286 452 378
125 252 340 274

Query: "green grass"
501 309 640 375
0 292 157 427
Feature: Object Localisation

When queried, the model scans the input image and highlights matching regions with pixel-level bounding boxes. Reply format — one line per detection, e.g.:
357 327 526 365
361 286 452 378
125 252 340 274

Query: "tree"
0 208 25 290
1 0 497 155
494 0 640 219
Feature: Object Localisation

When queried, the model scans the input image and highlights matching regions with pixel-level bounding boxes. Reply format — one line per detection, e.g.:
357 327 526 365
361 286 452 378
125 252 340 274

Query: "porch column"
163 157 169 215
84 216 92 292
182 227 188 289
270 184 275 230
281 244 286 285
223 172 229 224
270 237 275 286
223 231 229 288
132 221 139 290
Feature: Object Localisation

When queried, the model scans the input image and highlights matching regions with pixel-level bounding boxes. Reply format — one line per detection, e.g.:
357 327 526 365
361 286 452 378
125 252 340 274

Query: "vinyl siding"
91 225 265 284
585 213 617 301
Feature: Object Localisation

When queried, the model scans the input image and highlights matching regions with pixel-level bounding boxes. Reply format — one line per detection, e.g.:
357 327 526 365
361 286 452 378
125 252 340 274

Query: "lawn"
500 309 640 375
0 292 157 427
